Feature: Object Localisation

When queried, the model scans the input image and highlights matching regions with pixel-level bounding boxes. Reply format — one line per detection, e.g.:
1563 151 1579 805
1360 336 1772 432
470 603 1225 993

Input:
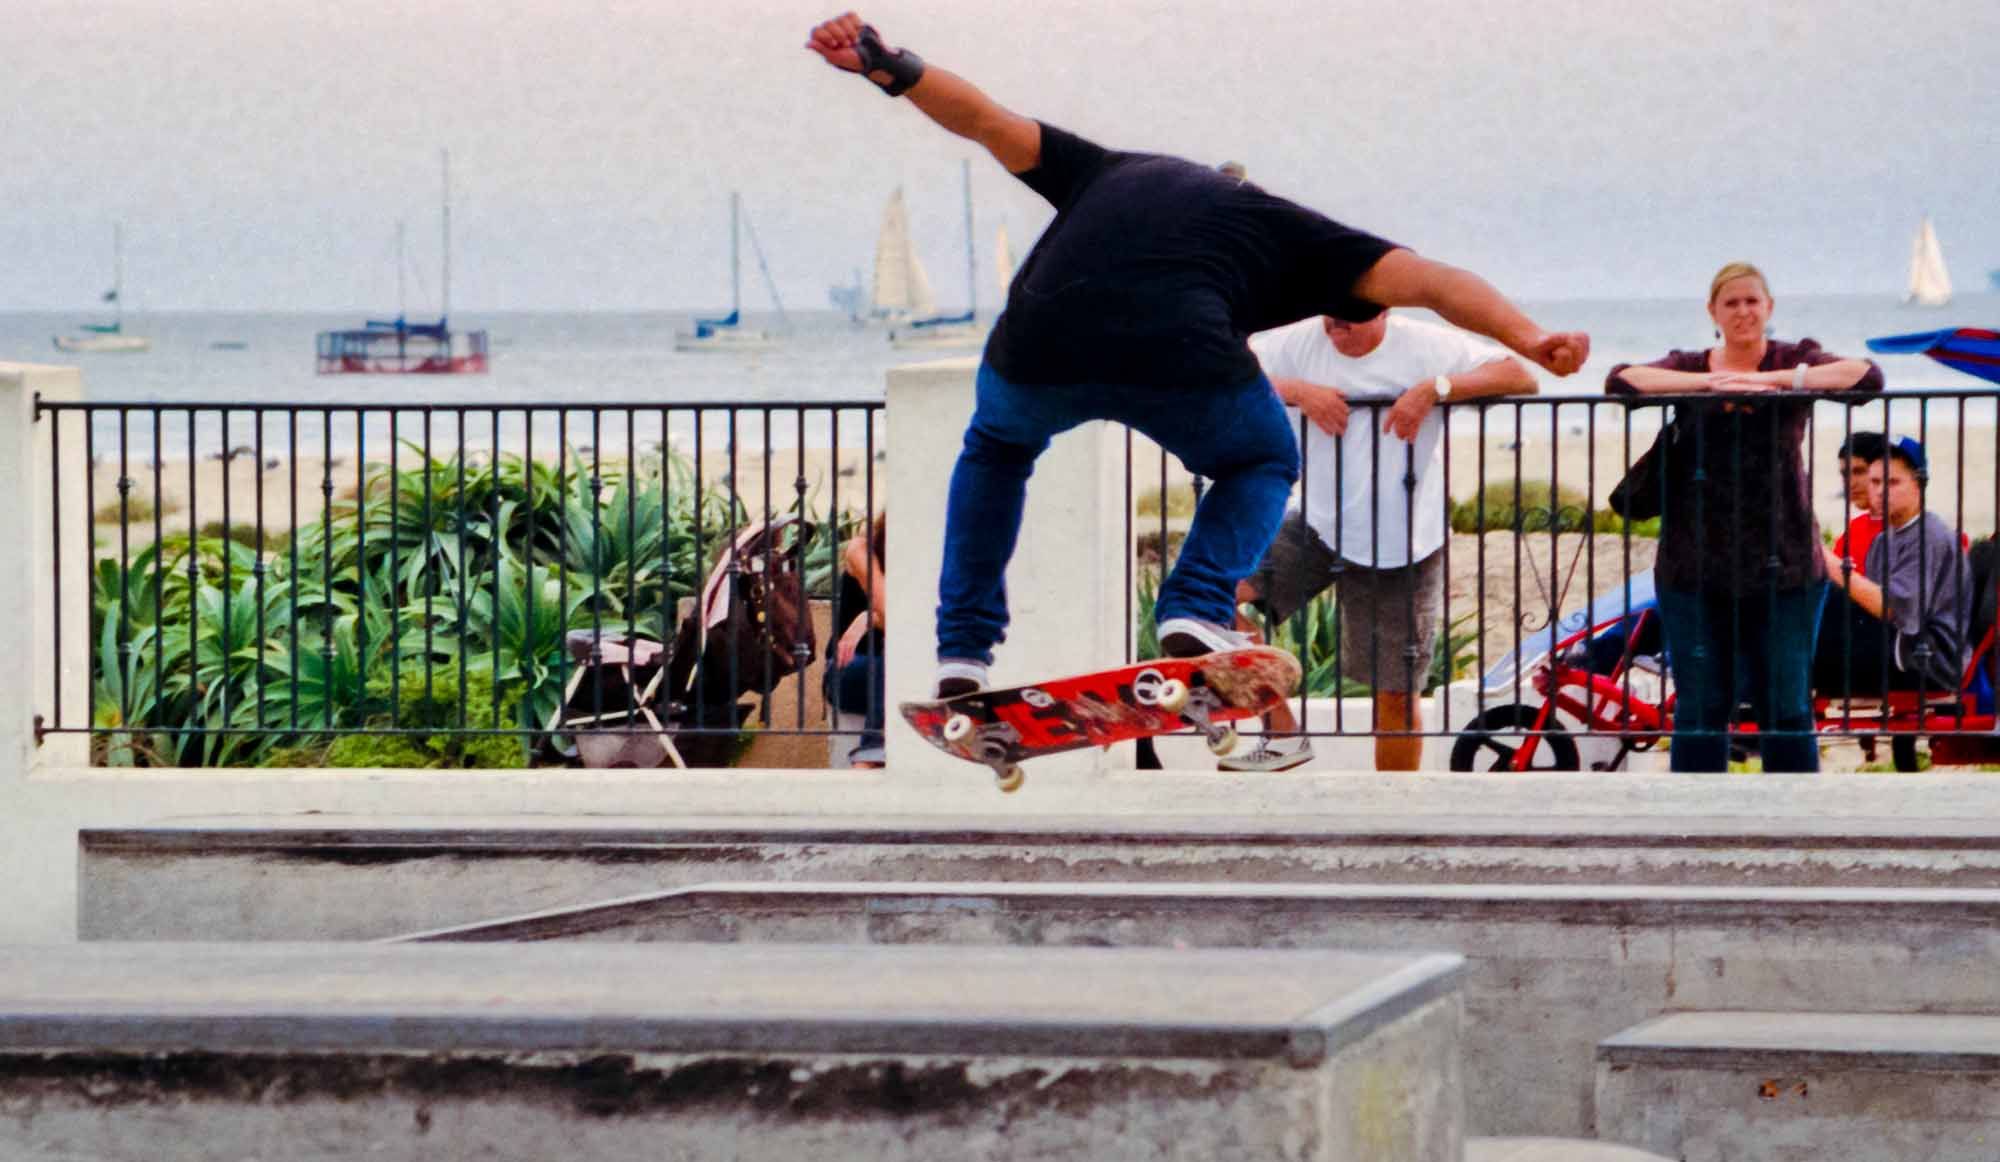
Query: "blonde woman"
1606 262 1882 772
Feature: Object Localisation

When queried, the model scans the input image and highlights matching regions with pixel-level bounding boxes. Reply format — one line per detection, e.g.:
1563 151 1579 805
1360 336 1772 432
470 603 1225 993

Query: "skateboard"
899 647 1301 792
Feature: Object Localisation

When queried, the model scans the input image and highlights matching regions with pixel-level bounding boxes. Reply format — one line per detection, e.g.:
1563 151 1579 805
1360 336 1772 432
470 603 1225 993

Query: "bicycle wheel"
1450 703 1581 772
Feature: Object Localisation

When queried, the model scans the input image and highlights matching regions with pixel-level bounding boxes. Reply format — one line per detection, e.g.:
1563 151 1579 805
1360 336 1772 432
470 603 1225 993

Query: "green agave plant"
88 444 752 767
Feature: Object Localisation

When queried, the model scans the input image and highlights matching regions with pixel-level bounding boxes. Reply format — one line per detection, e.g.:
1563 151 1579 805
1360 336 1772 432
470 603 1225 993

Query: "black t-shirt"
984 123 1402 389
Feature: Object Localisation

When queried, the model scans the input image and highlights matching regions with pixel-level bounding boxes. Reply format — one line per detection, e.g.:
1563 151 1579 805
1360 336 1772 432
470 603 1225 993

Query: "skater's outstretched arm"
1354 250 1590 377
807 12 1042 174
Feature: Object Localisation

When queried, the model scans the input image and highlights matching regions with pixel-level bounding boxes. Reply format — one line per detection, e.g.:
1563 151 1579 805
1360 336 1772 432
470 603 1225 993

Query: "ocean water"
4 293 1994 457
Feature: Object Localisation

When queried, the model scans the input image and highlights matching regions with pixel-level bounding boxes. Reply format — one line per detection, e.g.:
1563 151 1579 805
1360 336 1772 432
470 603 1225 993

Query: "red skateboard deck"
900 647 1301 791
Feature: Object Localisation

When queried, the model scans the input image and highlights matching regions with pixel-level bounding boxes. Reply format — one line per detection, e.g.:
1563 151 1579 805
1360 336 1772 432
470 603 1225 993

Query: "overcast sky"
7 0 1996 311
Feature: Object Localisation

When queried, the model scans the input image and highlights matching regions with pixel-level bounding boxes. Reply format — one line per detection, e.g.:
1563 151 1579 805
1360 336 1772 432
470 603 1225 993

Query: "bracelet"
1792 363 1807 390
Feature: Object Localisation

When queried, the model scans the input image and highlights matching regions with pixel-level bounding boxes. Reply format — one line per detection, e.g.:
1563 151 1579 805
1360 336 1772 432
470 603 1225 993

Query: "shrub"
92 444 747 767
1590 509 1662 538
1135 484 1197 519
322 668 527 768
198 520 276 550
1451 481 1591 534
94 491 174 523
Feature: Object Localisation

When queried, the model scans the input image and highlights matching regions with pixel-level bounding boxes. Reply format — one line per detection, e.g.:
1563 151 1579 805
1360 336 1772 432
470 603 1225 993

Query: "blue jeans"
937 363 1300 664
825 648 884 761
1656 584 1826 772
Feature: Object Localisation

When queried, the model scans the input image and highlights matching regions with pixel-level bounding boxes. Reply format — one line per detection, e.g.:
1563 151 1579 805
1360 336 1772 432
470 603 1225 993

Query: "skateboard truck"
1135 669 1238 756
942 714 1026 793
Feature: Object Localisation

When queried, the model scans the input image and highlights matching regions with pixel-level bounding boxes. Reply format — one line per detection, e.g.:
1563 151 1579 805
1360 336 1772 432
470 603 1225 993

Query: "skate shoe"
1157 617 1251 659
932 659 989 700
1217 735 1315 772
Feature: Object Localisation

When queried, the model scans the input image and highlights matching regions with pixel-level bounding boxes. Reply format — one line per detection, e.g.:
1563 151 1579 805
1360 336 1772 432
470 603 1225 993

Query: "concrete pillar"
883 358 1129 774
0 363 90 779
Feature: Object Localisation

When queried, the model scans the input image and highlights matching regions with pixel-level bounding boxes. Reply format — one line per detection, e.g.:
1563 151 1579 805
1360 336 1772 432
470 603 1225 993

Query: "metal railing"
38 400 880 768
33 385 2000 771
1129 386 2000 771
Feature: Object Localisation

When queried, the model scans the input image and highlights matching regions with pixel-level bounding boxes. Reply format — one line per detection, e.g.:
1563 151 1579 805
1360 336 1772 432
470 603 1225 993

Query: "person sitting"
825 513 887 768
1832 431 1887 564
1815 439 1972 700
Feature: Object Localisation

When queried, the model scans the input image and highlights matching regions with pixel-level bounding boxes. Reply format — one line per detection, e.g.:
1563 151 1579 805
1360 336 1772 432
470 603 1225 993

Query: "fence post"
0 363 90 779
882 358 1129 774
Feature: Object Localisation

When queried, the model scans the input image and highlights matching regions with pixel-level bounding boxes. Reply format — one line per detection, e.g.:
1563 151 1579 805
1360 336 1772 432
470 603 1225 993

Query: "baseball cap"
1886 436 1927 474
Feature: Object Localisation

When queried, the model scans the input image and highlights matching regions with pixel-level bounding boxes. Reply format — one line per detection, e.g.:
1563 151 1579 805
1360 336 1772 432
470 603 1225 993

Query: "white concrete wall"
883 358 1129 776
0 363 89 776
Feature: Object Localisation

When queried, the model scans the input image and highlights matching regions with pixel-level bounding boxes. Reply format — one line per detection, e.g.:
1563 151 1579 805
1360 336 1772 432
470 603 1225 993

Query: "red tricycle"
1451 568 1999 773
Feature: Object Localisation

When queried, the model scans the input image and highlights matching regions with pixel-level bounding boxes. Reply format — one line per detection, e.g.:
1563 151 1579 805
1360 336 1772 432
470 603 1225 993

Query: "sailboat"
316 150 489 374
828 267 865 323
53 225 149 353
1904 215 1952 308
676 192 787 353
890 160 989 350
866 188 937 326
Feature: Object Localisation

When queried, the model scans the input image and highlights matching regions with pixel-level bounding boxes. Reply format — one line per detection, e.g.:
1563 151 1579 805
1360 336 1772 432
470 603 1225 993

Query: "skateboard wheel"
994 765 1025 793
943 714 975 743
1206 726 1238 756
1155 678 1189 714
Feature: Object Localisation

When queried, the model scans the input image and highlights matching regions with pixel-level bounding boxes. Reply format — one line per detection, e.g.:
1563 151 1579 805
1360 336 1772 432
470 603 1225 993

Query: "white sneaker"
932 659 989 699
1218 735 1315 772
1157 617 1251 658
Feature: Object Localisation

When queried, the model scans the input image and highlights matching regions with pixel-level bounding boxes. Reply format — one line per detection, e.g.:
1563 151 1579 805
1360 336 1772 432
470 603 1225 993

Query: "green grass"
1135 484 1197 519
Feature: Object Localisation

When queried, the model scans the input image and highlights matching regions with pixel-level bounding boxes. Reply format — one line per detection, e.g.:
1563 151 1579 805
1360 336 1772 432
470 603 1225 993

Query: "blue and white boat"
676 192 787 353
53 225 149 353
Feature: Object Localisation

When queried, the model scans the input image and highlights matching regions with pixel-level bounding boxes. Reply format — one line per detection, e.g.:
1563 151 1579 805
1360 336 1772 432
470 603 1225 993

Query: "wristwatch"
1433 375 1453 401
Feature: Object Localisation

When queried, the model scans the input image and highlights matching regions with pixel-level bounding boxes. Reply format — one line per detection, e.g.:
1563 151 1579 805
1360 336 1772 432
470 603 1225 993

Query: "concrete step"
0 942 1466 1162
1595 1011 2000 1162
1467 1139 1671 1162
395 879 2000 1142
78 812 2000 942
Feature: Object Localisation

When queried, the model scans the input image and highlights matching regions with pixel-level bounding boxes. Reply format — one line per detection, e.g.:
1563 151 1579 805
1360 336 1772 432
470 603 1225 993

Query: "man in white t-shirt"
1227 311 1536 771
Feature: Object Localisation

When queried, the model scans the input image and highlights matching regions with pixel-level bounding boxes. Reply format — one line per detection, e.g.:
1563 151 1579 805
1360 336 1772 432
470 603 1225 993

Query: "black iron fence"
37 400 881 768
1129 386 2000 772
31 386 2000 771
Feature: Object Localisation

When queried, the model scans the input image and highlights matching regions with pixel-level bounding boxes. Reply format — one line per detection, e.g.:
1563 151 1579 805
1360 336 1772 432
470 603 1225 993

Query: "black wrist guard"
855 24 925 96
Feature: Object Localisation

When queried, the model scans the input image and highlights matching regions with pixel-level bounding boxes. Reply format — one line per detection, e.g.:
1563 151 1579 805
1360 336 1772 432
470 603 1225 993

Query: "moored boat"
54 224 149 353
675 192 788 353
316 150 488 375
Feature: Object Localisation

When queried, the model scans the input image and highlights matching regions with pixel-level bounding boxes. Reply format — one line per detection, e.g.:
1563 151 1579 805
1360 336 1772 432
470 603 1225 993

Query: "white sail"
994 221 1016 297
1905 215 1952 307
870 188 936 319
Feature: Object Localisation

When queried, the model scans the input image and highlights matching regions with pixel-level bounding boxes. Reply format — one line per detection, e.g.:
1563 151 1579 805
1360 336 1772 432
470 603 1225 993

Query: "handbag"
1607 412 1679 522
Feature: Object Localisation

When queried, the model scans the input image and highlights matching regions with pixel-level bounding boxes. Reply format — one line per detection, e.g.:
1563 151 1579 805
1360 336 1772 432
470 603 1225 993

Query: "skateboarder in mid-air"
807 12 1590 701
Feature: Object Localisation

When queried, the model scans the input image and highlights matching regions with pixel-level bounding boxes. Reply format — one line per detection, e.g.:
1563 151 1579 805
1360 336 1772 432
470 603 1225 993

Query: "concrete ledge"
396 880 2000 942
1600 1011 2000 1073
394 879 2000 1140
1466 1140 1671 1162
0 943 1467 1162
78 810 2000 942
1595 1012 2000 1162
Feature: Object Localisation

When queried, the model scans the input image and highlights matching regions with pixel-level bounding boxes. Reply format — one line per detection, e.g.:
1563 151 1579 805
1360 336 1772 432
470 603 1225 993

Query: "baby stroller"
544 516 818 768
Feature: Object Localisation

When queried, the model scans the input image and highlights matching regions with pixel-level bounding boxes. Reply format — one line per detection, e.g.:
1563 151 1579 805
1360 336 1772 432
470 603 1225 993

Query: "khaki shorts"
1244 514 1444 694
